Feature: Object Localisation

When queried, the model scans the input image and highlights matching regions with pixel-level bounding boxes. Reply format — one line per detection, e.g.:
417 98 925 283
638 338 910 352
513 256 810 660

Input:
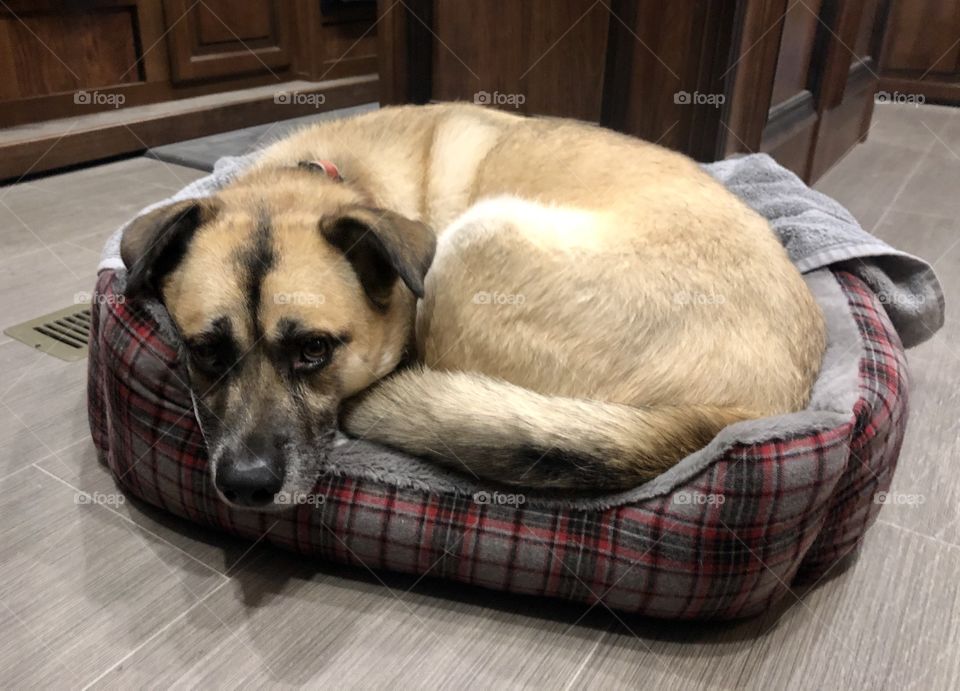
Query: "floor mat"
145 102 379 171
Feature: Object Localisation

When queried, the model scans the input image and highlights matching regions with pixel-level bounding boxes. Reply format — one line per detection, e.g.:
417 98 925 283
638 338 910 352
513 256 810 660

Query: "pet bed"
88 153 942 619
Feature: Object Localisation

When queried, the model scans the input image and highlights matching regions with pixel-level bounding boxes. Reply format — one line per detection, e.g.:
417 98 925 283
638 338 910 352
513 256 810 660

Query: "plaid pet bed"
87 270 908 619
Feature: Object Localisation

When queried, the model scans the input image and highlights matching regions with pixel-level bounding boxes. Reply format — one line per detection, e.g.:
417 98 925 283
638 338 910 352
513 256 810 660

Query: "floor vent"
4 303 92 362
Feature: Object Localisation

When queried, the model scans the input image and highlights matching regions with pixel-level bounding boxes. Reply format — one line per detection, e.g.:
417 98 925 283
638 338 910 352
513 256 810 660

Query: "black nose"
215 453 284 508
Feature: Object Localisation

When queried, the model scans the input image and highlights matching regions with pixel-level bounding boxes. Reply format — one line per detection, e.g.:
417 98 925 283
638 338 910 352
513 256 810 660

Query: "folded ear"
120 199 218 301
322 205 436 308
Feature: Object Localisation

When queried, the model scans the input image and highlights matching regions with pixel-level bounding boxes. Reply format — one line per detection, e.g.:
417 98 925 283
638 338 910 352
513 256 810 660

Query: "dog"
121 103 825 508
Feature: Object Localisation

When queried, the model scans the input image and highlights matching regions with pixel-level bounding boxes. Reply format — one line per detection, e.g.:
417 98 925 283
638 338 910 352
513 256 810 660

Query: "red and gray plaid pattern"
87 270 908 619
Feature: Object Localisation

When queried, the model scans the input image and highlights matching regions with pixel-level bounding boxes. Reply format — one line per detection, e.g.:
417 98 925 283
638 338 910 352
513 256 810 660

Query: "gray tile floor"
0 102 957 688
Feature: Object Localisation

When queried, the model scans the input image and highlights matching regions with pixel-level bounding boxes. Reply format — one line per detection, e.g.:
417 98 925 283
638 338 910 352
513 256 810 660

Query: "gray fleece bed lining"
312 268 859 510
99 144 941 512
111 266 859 512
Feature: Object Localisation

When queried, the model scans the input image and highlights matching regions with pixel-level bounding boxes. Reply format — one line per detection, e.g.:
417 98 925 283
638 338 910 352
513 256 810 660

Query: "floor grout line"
31 464 231 580
873 206 960 224
78 578 233 690
562 631 606 690
870 139 939 233
876 519 960 555
0 462 39 485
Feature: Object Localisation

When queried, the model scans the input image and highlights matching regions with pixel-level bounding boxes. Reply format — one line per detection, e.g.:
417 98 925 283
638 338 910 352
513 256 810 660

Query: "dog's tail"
341 367 753 490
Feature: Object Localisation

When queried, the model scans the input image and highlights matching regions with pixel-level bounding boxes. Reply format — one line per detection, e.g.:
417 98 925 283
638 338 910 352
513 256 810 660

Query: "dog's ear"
322 205 436 308
121 199 218 301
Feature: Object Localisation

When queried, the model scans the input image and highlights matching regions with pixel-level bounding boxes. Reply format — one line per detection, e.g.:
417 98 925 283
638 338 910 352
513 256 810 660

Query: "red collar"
298 159 343 182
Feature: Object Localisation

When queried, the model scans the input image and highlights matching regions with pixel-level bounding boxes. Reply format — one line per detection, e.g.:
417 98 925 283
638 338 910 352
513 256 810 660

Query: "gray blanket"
99 152 944 348
708 154 943 347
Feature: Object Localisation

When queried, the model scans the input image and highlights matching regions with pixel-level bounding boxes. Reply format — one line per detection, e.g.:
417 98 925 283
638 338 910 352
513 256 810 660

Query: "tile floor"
0 102 957 688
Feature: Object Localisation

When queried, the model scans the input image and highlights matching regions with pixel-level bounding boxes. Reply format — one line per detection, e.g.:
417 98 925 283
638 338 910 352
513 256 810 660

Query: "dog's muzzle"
214 433 285 507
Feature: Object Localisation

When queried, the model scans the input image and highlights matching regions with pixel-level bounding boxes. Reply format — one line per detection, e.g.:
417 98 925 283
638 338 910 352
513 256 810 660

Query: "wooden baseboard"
0 75 378 183
760 90 819 181
878 73 960 105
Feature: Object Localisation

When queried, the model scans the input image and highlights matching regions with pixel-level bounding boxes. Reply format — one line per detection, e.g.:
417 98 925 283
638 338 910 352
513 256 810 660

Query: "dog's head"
121 166 435 509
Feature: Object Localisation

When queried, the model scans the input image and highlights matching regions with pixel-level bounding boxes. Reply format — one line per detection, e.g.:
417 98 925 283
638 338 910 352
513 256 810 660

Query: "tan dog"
121 103 825 508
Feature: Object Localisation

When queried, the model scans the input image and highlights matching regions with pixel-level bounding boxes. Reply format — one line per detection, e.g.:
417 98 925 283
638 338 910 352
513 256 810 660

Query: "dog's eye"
190 342 223 369
299 337 332 369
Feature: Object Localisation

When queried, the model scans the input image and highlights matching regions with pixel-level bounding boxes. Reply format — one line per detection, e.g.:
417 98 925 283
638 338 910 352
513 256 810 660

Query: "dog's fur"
121 103 825 507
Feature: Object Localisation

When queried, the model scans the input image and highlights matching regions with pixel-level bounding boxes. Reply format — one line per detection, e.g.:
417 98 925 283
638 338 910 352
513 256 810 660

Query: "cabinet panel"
431 0 608 121
376 0 884 181
808 0 884 181
769 0 822 108
882 0 960 73
0 7 139 100
163 0 293 82
761 0 823 178
196 0 273 44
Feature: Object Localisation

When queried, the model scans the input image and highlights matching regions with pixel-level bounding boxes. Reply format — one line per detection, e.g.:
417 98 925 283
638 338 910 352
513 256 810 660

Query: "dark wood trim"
809 0 860 110
599 1 741 161
0 70 305 128
877 74 960 105
1 0 139 11
849 57 879 91
376 0 432 105
320 2 378 25
760 88 818 179
764 89 817 145
690 0 740 160
292 0 378 81
1 0 379 128
292 0 325 79
598 0 638 134
723 0 791 155
375 0 406 104
162 0 294 83
0 75 378 182
808 58 878 179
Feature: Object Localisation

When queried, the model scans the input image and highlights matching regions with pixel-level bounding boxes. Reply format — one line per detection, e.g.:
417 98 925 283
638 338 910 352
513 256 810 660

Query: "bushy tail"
341 367 751 490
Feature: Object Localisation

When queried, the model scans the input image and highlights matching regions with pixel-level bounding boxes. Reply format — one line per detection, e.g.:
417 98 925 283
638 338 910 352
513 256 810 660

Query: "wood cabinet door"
727 0 885 182
758 0 824 179
878 0 960 104
163 0 293 82
808 0 884 180
881 0 960 74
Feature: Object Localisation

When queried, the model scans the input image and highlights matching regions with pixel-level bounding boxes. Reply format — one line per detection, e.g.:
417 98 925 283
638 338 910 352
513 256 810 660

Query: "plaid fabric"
87 270 908 619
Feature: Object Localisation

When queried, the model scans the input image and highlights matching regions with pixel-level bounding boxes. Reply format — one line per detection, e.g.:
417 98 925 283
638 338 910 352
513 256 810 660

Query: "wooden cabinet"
0 1 144 104
378 0 893 183
0 0 378 128
808 0 884 179
758 0 823 177
0 0 379 179
880 0 960 103
743 0 886 180
163 0 294 82
722 0 887 180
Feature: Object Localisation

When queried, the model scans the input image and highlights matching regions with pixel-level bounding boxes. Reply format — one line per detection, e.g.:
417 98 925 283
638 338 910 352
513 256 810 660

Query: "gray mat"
145 103 379 172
